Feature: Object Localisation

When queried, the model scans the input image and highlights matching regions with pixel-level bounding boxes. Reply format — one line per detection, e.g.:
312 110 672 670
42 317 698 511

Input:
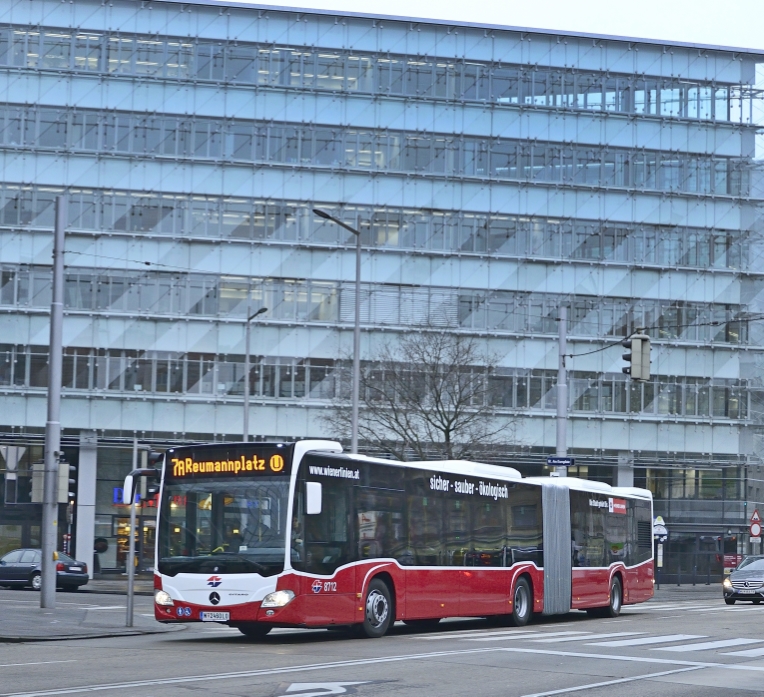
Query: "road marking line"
588 634 706 647
723 646 764 657
654 638 763 652
84 606 126 611
530 632 642 643
519 666 707 697
0 662 77 669
413 630 539 641
467 631 590 642
498 646 764 671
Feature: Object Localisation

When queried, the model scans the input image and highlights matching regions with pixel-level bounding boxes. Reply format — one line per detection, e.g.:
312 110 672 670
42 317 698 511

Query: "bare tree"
322 331 513 460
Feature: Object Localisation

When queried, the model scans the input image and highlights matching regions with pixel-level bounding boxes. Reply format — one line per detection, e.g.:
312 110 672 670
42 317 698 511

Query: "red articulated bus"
147 440 653 638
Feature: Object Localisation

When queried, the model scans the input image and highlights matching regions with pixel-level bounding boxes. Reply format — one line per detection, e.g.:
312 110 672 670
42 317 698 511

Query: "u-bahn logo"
311 579 323 594
269 454 285 472
207 575 222 587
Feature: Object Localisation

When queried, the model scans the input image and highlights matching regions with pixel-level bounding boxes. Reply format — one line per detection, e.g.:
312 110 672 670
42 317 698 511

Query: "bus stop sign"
653 515 668 542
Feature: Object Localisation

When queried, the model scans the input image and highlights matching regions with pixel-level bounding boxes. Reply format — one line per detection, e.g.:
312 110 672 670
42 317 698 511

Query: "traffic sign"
547 457 574 468
751 509 761 539
653 516 668 542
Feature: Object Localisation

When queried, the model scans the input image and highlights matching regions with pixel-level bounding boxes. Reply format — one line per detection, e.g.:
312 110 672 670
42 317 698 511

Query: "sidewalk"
78 576 155 596
653 582 722 599
0 601 183 642
0 577 180 642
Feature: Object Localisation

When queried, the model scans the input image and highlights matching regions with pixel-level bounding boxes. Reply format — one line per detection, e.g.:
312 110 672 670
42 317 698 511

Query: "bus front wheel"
236 623 272 640
358 578 393 639
604 576 622 618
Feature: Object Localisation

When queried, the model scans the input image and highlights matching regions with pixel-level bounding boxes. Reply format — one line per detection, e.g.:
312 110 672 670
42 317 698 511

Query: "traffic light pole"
41 196 66 609
555 306 568 476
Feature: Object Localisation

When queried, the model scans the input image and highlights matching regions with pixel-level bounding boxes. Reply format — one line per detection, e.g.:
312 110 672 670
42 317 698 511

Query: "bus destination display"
166 444 292 479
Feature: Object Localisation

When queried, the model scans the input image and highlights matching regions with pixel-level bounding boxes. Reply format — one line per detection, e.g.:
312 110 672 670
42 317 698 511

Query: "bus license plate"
200 612 230 621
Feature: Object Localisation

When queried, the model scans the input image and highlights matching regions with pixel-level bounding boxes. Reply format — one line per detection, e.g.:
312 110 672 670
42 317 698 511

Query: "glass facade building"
0 0 763 580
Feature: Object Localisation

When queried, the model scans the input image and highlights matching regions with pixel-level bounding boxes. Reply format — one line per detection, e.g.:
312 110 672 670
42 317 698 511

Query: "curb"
75 589 154 597
0 626 186 643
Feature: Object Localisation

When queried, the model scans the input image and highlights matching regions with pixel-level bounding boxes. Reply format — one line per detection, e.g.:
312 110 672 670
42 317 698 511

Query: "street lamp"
313 207 361 454
243 306 268 442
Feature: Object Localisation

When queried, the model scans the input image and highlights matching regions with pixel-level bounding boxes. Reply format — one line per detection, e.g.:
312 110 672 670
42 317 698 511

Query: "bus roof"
339 452 524 482
525 476 652 500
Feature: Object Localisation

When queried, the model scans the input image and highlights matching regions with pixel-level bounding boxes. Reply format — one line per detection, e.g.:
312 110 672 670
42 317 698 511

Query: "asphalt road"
1 590 764 697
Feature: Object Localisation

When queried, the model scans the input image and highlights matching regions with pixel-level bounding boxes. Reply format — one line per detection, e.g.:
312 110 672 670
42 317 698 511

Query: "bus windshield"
158 477 289 577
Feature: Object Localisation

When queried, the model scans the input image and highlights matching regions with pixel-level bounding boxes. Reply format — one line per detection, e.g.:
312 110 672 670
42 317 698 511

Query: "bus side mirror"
306 482 322 515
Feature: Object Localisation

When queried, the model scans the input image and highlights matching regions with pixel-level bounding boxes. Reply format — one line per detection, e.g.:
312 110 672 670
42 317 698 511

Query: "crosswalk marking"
467 631 590 643
722 646 764 657
530 632 642 644
654 638 763 652
587 634 706 647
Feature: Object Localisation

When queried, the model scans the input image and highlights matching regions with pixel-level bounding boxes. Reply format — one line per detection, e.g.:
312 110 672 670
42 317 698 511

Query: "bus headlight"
155 590 174 606
261 590 295 608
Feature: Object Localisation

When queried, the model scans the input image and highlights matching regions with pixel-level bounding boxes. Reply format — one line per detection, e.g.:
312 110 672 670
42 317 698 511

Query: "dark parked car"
0 548 89 591
723 555 764 604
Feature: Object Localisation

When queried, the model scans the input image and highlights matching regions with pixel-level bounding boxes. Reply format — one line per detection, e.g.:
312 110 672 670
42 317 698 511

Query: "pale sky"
220 0 764 53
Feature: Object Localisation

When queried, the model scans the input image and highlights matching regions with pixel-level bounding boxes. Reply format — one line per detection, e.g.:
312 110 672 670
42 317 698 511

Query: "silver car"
723 555 764 604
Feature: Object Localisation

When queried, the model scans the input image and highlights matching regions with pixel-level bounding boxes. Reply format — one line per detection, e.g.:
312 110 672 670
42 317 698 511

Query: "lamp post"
313 208 361 454
243 306 268 442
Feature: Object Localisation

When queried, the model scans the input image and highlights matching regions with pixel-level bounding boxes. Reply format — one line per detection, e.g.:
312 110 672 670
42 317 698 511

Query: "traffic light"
30 458 75 503
62 461 77 504
622 332 651 381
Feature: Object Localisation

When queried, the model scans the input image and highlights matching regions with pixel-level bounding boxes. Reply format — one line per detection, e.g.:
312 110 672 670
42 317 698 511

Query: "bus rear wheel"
358 579 393 639
509 577 532 627
236 623 272 640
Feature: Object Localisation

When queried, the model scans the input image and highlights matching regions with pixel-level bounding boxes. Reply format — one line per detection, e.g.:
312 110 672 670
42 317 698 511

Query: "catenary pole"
243 305 251 442
351 229 361 454
41 196 66 609
555 306 568 476
126 436 137 627
243 307 267 442
312 209 361 453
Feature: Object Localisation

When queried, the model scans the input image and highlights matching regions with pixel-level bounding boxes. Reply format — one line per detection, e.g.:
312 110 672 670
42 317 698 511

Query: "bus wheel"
509 577 532 627
236 623 272 640
359 579 393 638
604 576 622 618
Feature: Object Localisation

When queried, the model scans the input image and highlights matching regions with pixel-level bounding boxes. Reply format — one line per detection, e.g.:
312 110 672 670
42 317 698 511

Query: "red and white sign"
751 509 762 539
609 498 627 515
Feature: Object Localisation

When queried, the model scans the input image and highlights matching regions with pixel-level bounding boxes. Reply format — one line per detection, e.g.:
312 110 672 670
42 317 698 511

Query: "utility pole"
555 306 568 477
41 195 66 609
